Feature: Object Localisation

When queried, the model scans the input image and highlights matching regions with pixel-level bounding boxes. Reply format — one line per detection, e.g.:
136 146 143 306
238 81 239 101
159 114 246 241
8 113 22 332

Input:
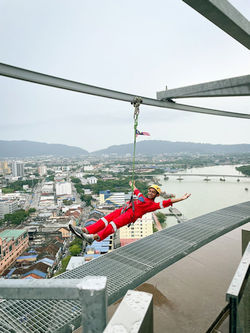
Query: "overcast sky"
0 0 249 152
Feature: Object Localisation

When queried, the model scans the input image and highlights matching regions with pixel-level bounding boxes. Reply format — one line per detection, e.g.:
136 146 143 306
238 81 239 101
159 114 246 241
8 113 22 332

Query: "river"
156 164 250 227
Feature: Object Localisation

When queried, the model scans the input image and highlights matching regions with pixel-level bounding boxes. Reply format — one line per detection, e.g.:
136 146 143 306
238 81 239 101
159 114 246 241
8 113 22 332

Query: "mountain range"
0 140 88 158
0 140 250 158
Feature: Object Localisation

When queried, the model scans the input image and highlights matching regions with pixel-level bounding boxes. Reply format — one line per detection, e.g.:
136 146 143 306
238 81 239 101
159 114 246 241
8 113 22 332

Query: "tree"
155 212 166 224
236 165 250 176
69 244 82 256
63 199 73 206
80 194 92 206
71 177 81 183
54 255 71 276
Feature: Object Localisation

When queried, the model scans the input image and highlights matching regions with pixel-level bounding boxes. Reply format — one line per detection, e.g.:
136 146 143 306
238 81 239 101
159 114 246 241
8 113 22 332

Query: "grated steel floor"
0 201 250 333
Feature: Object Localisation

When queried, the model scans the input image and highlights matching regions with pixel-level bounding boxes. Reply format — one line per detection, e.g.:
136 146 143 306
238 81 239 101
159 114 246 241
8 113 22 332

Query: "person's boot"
69 224 94 245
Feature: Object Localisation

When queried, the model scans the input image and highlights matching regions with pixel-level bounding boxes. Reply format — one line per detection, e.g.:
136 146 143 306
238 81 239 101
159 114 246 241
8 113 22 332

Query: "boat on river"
203 177 211 181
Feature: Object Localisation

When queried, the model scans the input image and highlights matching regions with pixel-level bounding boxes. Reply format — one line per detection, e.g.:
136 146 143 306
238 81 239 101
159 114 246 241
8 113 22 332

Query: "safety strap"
131 96 142 194
120 97 142 218
122 97 142 226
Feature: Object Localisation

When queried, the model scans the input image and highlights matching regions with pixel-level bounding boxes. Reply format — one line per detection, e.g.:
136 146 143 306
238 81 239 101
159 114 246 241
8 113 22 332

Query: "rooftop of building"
0 229 26 241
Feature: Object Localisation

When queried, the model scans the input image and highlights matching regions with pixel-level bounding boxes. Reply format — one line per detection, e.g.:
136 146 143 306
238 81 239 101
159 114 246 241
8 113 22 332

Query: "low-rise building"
99 191 125 207
0 229 29 274
87 176 97 184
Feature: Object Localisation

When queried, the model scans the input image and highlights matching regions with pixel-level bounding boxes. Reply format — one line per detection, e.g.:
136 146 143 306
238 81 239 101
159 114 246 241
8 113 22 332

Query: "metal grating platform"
0 201 250 333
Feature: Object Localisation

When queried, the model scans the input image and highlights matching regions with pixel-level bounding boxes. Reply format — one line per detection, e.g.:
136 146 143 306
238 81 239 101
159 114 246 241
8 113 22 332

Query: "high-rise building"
56 182 72 196
38 165 47 176
12 161 24 177
0 161 11 175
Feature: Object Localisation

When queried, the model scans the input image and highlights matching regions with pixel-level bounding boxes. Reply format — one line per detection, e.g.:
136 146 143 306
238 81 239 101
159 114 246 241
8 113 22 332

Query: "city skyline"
0 0 250 152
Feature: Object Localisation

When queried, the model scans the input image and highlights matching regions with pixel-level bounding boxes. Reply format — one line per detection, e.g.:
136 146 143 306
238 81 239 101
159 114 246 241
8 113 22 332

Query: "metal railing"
226 242 250 333
0 276 153 333
0 277 107 333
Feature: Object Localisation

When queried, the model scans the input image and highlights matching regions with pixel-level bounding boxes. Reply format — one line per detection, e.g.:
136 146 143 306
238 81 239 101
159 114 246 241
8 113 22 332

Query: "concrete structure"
157 75 250 100
66 257 85 271
0 229 29 274
0 199 18 219
41 182 54 194
104 290 153 333
183 0 250 49
56 182 72 196
12 161 24 177
119 212 154 246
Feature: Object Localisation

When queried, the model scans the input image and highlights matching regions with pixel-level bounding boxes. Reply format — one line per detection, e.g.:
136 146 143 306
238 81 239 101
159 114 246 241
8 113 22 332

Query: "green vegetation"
153 224 158 233
69 244 82 256
155 212 166 224
54 255 71 276
2 179 39 193
69 237 83 256
84 177 148 195
71 177 81 183
80 194 92 206
3 208 35 226
236 165 250 176
63 199 73 206
2 188 14 194
46 175 54 182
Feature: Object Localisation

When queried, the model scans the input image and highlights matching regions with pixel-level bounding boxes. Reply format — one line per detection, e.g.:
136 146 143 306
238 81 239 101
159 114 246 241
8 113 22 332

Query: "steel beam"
1 63 250 119
157 75 250 99
0 277 107 301
183 0 250 49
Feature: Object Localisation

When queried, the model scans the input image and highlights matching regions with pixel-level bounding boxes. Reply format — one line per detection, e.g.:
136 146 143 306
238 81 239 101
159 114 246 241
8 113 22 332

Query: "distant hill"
0 140 89 158
92 140 250 155
1 140 250 158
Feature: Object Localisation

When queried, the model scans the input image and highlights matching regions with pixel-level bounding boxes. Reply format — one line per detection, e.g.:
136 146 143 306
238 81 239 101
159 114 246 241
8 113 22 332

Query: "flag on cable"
136 129 150 137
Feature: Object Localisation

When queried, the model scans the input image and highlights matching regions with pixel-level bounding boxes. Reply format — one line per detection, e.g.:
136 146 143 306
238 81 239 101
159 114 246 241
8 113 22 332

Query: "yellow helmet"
149 184 161 195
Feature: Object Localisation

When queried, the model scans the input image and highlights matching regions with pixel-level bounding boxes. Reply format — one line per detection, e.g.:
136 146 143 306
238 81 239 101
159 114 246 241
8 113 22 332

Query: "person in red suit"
69 182 191 244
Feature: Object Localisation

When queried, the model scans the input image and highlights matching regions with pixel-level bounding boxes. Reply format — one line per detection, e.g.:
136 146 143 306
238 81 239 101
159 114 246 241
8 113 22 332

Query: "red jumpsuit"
86 188 172 241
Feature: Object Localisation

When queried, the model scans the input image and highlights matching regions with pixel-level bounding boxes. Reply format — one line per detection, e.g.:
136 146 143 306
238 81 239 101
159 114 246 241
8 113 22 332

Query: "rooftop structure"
0 229 27 242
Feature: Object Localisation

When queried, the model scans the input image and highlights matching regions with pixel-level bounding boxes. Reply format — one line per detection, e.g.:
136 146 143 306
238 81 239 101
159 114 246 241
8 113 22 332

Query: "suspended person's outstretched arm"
129 180 145 199
170 193 191 204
